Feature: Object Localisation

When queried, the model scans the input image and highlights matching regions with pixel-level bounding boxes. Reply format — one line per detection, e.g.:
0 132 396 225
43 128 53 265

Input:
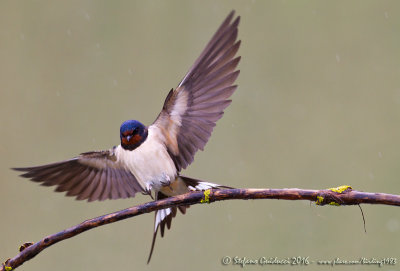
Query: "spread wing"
152 11 241 171
13 147 144 202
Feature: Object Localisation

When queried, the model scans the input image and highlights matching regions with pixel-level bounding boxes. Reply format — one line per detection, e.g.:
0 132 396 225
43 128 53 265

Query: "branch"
2 186 400 270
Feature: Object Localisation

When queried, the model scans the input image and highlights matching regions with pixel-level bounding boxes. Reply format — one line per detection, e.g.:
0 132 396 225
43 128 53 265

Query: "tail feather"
180 175 233 190
147 176 232 263
147 224 158 264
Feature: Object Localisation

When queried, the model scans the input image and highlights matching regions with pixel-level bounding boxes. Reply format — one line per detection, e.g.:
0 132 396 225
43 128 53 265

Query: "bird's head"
120 120 148 151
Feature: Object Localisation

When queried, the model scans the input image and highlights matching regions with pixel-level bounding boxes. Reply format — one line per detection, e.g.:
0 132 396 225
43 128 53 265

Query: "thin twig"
358 204 367 233
2 187 400 270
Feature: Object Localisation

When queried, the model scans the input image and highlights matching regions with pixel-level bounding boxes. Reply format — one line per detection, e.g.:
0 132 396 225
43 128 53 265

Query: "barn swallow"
13 11 240 263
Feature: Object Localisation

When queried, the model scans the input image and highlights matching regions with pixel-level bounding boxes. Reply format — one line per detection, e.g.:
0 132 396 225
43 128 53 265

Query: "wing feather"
99 169 111 201
110 169 123 199
13 147 143 201
66 168 92 197
115 170 131 197
77 170 99 201
193 85 237 104
152 11 241 171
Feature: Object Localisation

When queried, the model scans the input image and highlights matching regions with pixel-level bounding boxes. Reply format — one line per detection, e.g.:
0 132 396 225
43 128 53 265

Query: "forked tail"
147 176 232 263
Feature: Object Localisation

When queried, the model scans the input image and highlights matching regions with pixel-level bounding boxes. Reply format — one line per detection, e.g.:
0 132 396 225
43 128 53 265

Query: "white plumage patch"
170 90 188 127
158 90 189 156
155 208 172 231
188 181 222 191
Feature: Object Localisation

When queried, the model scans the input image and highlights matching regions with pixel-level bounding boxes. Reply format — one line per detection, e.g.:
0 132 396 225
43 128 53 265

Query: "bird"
13 11 241 263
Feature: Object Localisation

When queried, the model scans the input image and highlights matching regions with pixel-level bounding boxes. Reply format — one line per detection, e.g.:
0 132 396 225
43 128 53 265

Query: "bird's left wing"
13 147 144 201
151 11 241 172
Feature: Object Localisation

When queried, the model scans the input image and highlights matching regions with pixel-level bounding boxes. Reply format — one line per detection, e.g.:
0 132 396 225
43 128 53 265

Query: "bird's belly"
115 132 177 191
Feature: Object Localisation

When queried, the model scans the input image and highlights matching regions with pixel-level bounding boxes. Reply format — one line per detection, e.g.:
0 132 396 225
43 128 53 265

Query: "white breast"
115 126 177 191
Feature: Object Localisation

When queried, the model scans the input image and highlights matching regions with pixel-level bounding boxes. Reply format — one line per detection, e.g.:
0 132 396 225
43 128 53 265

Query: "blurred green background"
1 1 399 270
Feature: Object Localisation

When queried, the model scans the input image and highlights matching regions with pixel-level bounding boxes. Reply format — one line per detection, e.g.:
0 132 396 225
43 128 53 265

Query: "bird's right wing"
13 147 144 201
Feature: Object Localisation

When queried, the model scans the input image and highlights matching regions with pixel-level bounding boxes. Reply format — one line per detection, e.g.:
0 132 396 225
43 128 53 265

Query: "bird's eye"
133 128 139 134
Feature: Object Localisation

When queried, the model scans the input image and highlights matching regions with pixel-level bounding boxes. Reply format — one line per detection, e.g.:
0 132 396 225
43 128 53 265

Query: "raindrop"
20 33 25 40
128 68 133 75
113 79 118 86
368 172 374 180
384 11 388 19
335 53 340 63
378 152 383 158
67 29 72 36
84 11 90 21
386 218 399 232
